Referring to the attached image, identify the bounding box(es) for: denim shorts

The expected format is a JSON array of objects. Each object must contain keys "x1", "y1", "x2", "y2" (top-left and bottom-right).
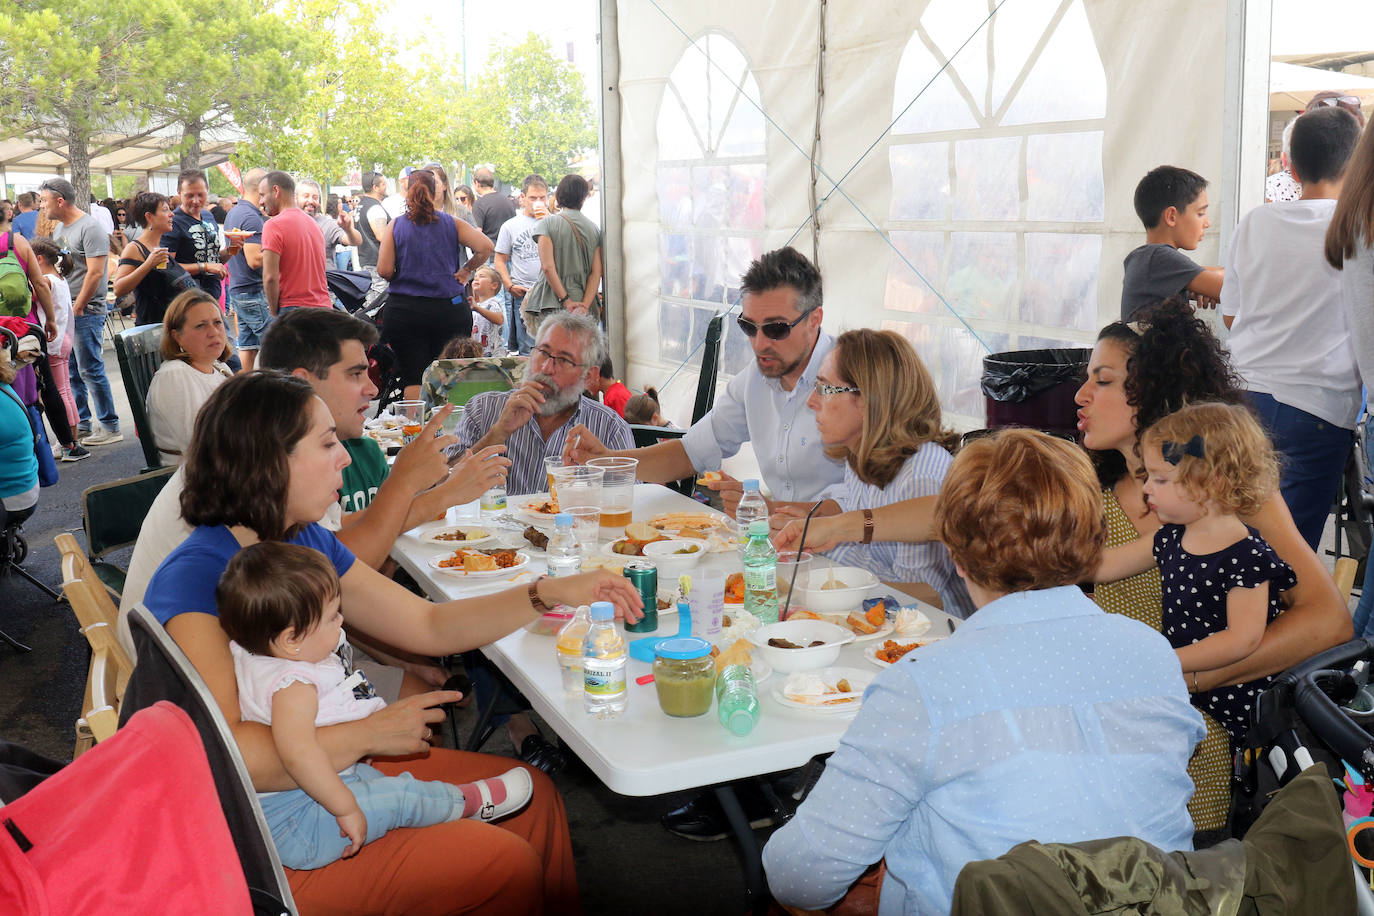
[{"x1": 228, "y1": 291, "x2": 272, "y2": 350}]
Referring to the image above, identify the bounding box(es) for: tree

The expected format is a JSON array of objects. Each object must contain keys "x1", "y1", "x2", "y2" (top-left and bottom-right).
[
  {"x1": 0, "y1": 0, "x2": 180, "y2": 206},
  {"x1": 452, "y1": 33, "x2": 597, "y2": 183}
]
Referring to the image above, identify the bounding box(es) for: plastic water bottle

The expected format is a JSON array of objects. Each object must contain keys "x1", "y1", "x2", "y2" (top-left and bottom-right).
[
  {"x1": 555, "y1": 604, "x2": 592, "y2": 696},
  {"x1": 546, "y1": 512, "x2": 581, "y2": 578},
  {"x1": 735, "y1": 479, "x2": 768, "y2": 546},
  {"x1": 583, "y1": 601, "x2": 627, "y2": 718},
  {"x1": 716, "y1": 664, "x2": 759, "y2": 735},
  {"x1": 742, "y1": 519, "x2": 779, "y2": 624}
]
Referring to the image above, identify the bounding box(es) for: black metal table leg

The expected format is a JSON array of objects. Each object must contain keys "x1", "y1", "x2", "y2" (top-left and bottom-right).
[{"x1": 715, "y1": 784, "x2": 770, "y2": 915}]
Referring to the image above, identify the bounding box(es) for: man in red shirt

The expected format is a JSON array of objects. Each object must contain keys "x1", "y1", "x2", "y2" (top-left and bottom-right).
[{"x1": 260, "y1": 170, "x2": 331, "y2": 314}]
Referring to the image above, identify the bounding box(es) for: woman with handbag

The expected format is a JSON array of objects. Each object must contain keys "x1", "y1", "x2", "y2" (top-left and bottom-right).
[
  {"x1": 522, "y1": 175, "x2": 603, "y2": 337},
  {"x1": 377, "y1": 169, "x2": 493, "y2": 401},
  {"x1": 112, "y1": 191, "x2": 198, "y2": 327}
]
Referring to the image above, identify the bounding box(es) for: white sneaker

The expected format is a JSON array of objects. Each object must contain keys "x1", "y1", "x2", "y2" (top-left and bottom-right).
[
  {"x1": 79, "y1": 427, "x2": 123, "y2": 446},
  {"x1": 51, "y1": 443, "x2": 63, "y2": 459}
]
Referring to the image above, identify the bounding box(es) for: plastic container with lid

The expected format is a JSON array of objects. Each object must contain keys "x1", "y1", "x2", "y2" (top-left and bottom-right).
[{"x1": 652, "y1": 636, "x2": 716, "y2": 718}]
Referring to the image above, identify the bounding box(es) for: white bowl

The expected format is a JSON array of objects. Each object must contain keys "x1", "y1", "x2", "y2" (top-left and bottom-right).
[
  {"x1": 640, "y1": 538, "x2": 707, "y2": 580},
  {"x1": 800, "y1": 566, "x2": 880, "y2": 615},
  {"x1": 747, "y1": 620, "x2": 855, "y2": 674}
]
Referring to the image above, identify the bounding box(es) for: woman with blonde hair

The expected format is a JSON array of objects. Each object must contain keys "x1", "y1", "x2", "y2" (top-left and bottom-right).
[
  {"x1": 801, "y1": 328, "x2": 972, "y2": 615},
  {"x1": 145, "y1": 288, "x2": 234, "y2": 465}
]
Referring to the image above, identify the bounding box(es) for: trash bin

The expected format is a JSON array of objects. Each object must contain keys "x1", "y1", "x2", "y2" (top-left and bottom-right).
[{"x1": 981, "y1": 348, "x2": 1091, "y2": 437}]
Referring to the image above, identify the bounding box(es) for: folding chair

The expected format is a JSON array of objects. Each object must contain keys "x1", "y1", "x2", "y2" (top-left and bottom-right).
[
  {"x1": 629, "y1": 423, "x2": 694, "y2": 496},
  {"x1": 80, "y1": 466, "x2": 175, "y2": 599},
  {"x1": 420, "y1": 356, "x2": 527, "y2": 413},
  {"x1": 691, "y1": 312, "x2": 724, "y2": 425},
  {"x1": 55, "y1": 532, "x2": 136, "y2": 756},
  {"x1": 112, "y1": 324, "x2": 165, "y2": 472},
  {"x1": 120, "y1": 605, "x2": 297, "y2": 915}
]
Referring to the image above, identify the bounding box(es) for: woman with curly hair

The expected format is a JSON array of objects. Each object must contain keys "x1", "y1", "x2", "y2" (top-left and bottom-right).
[
  {"x1": 802, "y1": 328, "x2": 972, "y2": 616},
  {"x1": 377, "y1": 168, "x2": 493, "y2": 400}
]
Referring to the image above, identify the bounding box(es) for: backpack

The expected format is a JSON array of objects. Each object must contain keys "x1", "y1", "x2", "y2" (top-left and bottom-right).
[{"x1": 0, "y1": 232, "x2": 32, "y2": 318}]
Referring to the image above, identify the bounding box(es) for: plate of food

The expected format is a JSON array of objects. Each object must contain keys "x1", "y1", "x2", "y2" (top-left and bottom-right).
[
  {"x1": 648, "y1": 512, "x2": 730, "y2": 540},
  {"x1": 418, "y1": 525, "x2": 496, "y2": 547},
  {"x1": 711, "y1": 635, "x2": 772, "y2": 685},
  {"x1": 515, "y1": 493, "x2": 561, "y2": 522},
  {"x1": 427, "y1": 547, "x2": 531, "y2": 578},
  {"x1": 724, "y1": 571, "x2": 745, "y2": 605},
  {"x1": 787, "y1": 607, "x2": 894, "y2": 642},
  {"x1": 601, "y1": 522, "x2": 668, "y2": 557},
  {"x1": 863, "y1": 637, "x2": 946, "y2": 667},
  {"x1": 773, "y1": 667, "x2": 873, "y2": 714}
]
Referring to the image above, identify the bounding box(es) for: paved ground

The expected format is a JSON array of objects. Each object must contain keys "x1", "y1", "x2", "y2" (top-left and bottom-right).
[{"x1": 0, "y1": 336, "x2": 766, "y2": 915}]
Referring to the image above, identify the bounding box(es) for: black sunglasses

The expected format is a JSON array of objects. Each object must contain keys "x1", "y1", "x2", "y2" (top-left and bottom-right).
[{"x1": 736, "y1": 305, "x2": 817, "y2": 340}]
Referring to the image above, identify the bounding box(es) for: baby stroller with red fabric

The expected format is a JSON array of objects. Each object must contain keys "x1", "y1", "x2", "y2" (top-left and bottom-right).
[{"x1": 1231, "y1": 636, "x2": 1374, "y2": 911}]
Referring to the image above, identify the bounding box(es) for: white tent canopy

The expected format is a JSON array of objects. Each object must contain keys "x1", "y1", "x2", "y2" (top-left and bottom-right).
[
  {"x1": 1269, "y1": 60, "x2": 1374, "y2": 110},
  {"x1": 604, "y1": 0, "x2": 1235, "y2": 434}
]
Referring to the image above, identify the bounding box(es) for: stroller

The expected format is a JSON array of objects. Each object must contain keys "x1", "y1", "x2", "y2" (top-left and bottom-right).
[
  {"x1": 327, "y1": 268, "x2": 404, "y2": 415},
  {"x1": 1232, "y1": 637, "x2": 1374, "y2": 911}
]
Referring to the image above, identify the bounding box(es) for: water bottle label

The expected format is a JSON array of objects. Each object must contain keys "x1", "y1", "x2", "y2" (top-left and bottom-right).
[
  {"x1": 743, "y1": 566, "x2": 776, "y2": 592},
  {"x1": 584, "y1": 661, "x2": 625, "y2": 697}
]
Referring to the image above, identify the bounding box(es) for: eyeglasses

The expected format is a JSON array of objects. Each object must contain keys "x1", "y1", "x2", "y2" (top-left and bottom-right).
[
  {"x1": 531, "y1": 345, "x2": 584, "y2": 371},
  {"x1": 736, "y1": 305, "x2": 817, "y2": 341},
  {"x1": 813, "y1": 381, "x2": 861, "y2": 397},
  {"x1": 1312, "y1": 95, "x2": 1362, "y2": 109}
]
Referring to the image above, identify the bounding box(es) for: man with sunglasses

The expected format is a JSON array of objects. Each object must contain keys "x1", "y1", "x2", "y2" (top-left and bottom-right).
[
  {"x1": 565, "y1": 246, "x2": 845, "y2": 518},
  {"x1": 461, "y1": 310, "x2": 632, "y2": 495}
]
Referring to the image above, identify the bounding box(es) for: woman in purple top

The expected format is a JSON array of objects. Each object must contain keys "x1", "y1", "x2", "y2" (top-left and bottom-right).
[{"x1": 377, "y1": 169, "x2": 493, "y2": 400}]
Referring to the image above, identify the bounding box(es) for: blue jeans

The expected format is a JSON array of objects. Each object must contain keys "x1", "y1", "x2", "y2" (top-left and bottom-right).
[
  {"x1": 1245, "y1": 391, "x2": 1354, "y2": 551},
  {"x1": 511, "y1": 292, "x2": 535, "y2": 355},
  {"x1": 68, "y1": 311, "x2": 118, "y2": 432},
  {"x1": 228, "y1": 291, "x2": 272, "y2": 350},
  {"x1": 257, "y1": 762, "x2": 460, "y2": 870},
  {"x1": 334, "y1": 249, "x2": 353, "y2": 271}
]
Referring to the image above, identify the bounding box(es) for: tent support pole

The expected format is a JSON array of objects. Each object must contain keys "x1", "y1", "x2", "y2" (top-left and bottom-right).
[
  {"x1": 1220, "y1": 0, "x2": 1273, "y2": 270},
  {"x1": 599, "y1": 0, "x2": 626, "y2": 376}
]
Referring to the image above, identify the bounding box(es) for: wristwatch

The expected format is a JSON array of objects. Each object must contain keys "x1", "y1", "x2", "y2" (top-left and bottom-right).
[
  {"x1": 527, "y1": 576, "x2": 553, "y2": 614},
  {"x1": 558, "y1": 294, "x2": 570, "y2": 306},
  {"x1": 861, "y1": 509, "x2": 875, "y2": 545}
]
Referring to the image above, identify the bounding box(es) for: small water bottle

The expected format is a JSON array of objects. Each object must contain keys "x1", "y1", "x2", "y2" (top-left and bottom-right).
[
  {"x1": 479, "y1": 485, "x2": 507, "y2": 514},
  {"x1": 716, "y1": 664, "x2": 759, "y2": 735},
  {"x1": 742, "y1": 519, "x2": 779, "y2": 624},
  {"x1": 735, "y1": 479, "x2": 768, "y2": 546},
  {"x1": 555, "y1": 604, "x2": 592, "y2": 696},
  {"x1": 546, "y1": 513, "x2": 581, "y2": 578},
  {"x1": 583, "y1": 601, "x2": 627, "y2": 718}
]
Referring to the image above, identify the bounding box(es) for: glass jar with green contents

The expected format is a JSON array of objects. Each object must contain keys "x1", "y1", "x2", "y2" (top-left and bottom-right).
[{"x1": 652, "y1": 636, "x2": 716, "y2": 717}]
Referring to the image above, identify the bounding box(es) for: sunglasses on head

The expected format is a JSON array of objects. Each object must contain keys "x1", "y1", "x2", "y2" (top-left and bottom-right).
[{"x1": 735, "y1": 305, "x2": 817, "y2": 340}]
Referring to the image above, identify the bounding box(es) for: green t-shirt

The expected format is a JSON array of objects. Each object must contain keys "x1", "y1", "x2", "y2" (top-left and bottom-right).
[{"x1": 339, "y1": 437, "x2": 389, "y2": 515}]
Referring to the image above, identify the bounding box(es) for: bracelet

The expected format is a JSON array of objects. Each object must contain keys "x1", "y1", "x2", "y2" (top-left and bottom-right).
[
  {"x1": 861, "y1": 509, "x2": 875, "y2": 545},
  {"x1": 1191, "y1": 671, "x2": 1198, "y2": 692},
  {"x1": 527, "y1": 576, "x2": 553, "y2": 615}
]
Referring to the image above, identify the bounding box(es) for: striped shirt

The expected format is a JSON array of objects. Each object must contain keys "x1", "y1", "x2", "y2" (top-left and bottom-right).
[
  {"x1": 460, "y1": 391, "x2": 633, "y2": 495},
  {"x1": 826, "y1": 442, "x2": 974, "y2": 618}
]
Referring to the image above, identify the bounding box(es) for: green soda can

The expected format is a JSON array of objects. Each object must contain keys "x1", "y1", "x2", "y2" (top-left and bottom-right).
[{"x1": 623, "y1": 560, "x2": 658, "y2": 633}]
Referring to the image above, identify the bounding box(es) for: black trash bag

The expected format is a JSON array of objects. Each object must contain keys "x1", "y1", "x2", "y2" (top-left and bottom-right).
[{"x1": 981, "y1": 348, "x2": 1091, "y2": 403}]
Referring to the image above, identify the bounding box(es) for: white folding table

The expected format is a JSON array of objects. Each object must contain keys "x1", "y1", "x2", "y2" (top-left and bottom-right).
[{"x1": 390, "y1": 483, "x2": 954, "y2": 910}]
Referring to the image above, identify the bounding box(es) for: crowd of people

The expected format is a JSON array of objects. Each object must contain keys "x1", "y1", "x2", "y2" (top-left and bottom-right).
[{"x1": 3, "y1": 94, "x2": 1374, "y2": 915}]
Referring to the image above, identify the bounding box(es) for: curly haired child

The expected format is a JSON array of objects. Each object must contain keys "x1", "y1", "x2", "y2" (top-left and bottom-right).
[{"x1": 1095, "y1": 402, "x2": 1297, "y2": 744}]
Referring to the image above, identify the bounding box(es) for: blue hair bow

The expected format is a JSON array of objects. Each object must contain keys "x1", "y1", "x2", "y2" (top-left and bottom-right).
[{"x1": 1161, "y1": 435, "x2": 1205, "y2": 465}]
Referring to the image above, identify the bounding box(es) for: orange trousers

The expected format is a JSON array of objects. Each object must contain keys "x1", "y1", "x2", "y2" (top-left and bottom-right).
[{"x1": 285, "y1": 749, "x2": 579, "y2": 916}]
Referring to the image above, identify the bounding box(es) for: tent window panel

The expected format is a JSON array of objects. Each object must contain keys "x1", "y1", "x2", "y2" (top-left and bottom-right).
[
  {"x1": 658, "y1": 300, "x2": 696, "y2": 364},
  {"x1": 885, "y1": 231, "x2": 949, "y2": 316},
  {"x1": 1026, "y1": 132, "x2": 1104, "y2": 222},
  {"x1": 921, "y1": 0, "x2": 992, "y2": 116},
  {"x1": 889, "y1": 144, "x2": 950, "y2": 221},
  {"x1": 658, "y1": 168, "x2": 693, "y2": 226},
  {"x1": 659, "y1": 233, "x2": 696, "y2": 299},
  {"x1": 657, "y1": 91, "x2": 706, "y2": 160},
  {"x1": 1021, "y1": 232, "x2": 1101, "y2": 331},
  {"x1": 939, "y1": 325, "x2": 1011, "y2": 419},
  {"x1": 1000, "y1": 1, "x2": 1106, "y2": 126},
  {"x1": 725, "y1": 165, "x2": 766, "y2": 229},
  {"x1": 954, "y1": 137, "x2": 1020, "y2": 220},
  {"x1": 892, "y1": 41, "x2": 981, "y2": 134},
  {"x1": 987, "y1": 0, "x2": 1065, "y2": 116},
  {"x1": 948, "y1": 232, "x2": 1017, "y2": 322}
]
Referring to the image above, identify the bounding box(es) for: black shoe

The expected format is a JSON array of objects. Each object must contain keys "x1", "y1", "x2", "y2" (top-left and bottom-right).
[
  {"x1": 661, "y1": 783, "x2": 779, "y2": 842},
  {"x1": 519, "y1": 733, "x2": 567, "y2": 775}
]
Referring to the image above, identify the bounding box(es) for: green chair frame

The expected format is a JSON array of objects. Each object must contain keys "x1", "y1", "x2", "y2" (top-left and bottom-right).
[
  {"x1": 420, "y1": 356, "x2": 527, "y2": 413},
  {"x1": 81, "y1": 466, "x2": 175, "y2": 599},
  {"x1": 113, "y1": 325, "x2": 165, "y2": 472}
]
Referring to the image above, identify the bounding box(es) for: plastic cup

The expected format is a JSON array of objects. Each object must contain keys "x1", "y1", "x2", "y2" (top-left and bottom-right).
[
  {"x1": 544, "y1": 455, "x2": 564, "y2": 498},
  {"x1": 776, "y1": 551, "x2": 815, "y2": 605},
  {"x1": 587, "y1": 457, "x2": 638, "y2": 529},
  {"x1": 395, "y1": 400, "x2": 425, "y2": 444},
  {"x1": 550, "y1": 464, "x2": 603, "y2": 511},
  {"x1": 564, "y1": 505, "x2": 601, "y2": 556}
]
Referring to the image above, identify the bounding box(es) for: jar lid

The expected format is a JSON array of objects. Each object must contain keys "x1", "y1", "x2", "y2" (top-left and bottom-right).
[{"x1": 655, "y1": 636, "x2": 713, "y2": 660}]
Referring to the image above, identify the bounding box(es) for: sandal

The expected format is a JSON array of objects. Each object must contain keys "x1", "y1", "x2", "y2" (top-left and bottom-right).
[{"x1": 519, "y1": 733, "x2": 567, "y2": 775}]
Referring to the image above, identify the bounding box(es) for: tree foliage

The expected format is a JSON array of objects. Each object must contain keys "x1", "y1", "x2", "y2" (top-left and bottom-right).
[{"x1": 452, "y1": 33, "x2": 597, "y2": 183}]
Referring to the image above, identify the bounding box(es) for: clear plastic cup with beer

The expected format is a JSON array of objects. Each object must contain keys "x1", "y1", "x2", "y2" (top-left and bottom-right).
[{"x1": 586, "y1": 457, "x2": 638, "y2": 529}]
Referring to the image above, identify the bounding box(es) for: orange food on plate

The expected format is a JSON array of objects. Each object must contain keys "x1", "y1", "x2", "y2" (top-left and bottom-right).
[
  {"x1": 724, "y1": 571, "x2": 746, "y2": 604},
  {"x1": 438, "y1": 548, "x2": 519, "y2": 571},
  {"x1": 875, "y1": 639, "x2": 922, "y2": 664},
  {"x1": 846, "y1": 605, "x2": 887, "y2": 635},
  {"x1": 696, "y1": 470, "x2": 723, "y2": 485}
]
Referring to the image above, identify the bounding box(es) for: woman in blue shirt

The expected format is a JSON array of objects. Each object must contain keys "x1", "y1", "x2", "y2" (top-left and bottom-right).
[{"x1": 142, "y1": 370, "x2": 639, "y2": 913}]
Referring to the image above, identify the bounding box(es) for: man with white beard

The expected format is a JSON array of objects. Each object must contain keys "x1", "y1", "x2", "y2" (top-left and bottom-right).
[{"x1": 459, "y1": 310, "x2": 632, "y2": 494}]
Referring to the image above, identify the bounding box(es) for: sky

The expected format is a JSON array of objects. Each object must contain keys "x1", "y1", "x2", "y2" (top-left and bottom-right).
[{"x1": 1270, "y1": 0, "x2": 1374, "y2": 57}]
